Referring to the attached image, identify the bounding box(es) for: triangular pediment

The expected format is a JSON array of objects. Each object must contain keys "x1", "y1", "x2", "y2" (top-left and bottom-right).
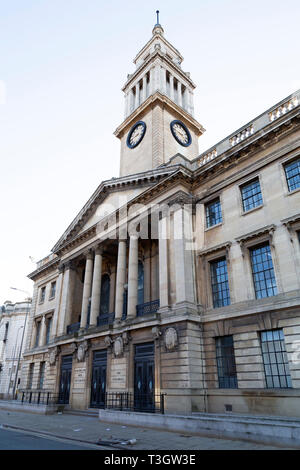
[{"x1": 51, "y1": 166, "x2": 179, "y2": 254}]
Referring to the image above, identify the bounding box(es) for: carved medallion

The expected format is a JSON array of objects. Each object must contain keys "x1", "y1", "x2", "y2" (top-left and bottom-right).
[{"x1": 164, "y1": 327, "x2": 178, "y2": 351}]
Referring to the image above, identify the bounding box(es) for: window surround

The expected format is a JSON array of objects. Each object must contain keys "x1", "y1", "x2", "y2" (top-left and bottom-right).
[
  {"x1": 39, "y1": 286, "x2": 46, "y2": 304},
  {"x1": 198, "y1": 242, "x2": 233, "y2": 309},
  {"x1": 281, "y1": 213, "x2": 300, "y2": 284},
  {"x1": 279, "y1": 153, "x2": 300, "y2": 197},
  {"x1": 49, "y1": 281, "x2": 56, "y2": 300},
  {"x1": 237, "y1": 174, "x2": 264, "y2": 216},
  {"x1": 235, "y1": 224, "x2": 282, "y2": 299}
]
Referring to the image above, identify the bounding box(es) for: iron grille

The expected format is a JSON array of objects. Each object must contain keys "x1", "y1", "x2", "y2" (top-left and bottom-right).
[{"x1": 136, "y1": 300, "x2": 160, "y2": 317}]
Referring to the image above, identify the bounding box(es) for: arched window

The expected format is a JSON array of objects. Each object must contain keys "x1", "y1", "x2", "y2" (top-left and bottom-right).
[
  {"x1": 137, "y1": 261, "x2": 144, "y2": 306},
  {"x1": 100, "y1": 274, "x2": 110, "y2": 315}
]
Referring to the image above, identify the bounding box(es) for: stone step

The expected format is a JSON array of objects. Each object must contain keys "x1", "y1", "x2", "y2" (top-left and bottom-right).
[{"x1": 64, "y1": 408, "x2": 99, "y2": 418}]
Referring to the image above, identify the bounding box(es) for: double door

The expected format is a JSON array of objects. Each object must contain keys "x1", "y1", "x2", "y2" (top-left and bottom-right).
[
  {"x1": 58, "y1": 355, "x2": 73, "y2": 404},
  {"x1": 134, "y1": 343, "x2": 155, "y2": 411},
  {"x1": 90, "y1": 350, "x2": 107, "y2": 408}
]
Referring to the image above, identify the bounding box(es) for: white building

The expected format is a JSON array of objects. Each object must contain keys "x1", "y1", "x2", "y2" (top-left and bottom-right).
[{"x1": 0, "y1": 300, "x2": 31, "y2": 398}]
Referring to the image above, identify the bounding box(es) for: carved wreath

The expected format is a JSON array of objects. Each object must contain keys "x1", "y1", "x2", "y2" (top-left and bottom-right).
[{"x1": 164, "y1": 327, "x2": 178, "y2": 352}]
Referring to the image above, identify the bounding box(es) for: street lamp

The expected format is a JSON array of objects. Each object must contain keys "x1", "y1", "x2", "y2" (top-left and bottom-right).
[{"x1": 10, "y1": 287, "x2": 31, "y2": 400}]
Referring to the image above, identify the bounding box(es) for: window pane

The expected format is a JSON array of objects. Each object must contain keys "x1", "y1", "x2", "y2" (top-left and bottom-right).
[
  {"x1": 215, "y1": 336, "x2": 237, "y2": 389},
  {"x1": 250, "y1": 244, "x2": 277, "y2": 298},
  {"x1": 210, "y1": 258, "x2": 230, "y2": 308},
  {"x1": 284, "y1": 158, "x2": 300, "y2": 192},
  {"x1": 241, "y1": 178, "x2": 263, "y2": 211},
  {"x1": 261, "y1": 329, "x2": 292, "y2": 389},
  {"x1": 205, "y1": 198, "x2": 222, "y2": 227}
]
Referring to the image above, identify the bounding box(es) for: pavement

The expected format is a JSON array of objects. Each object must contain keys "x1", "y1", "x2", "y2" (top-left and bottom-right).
[{"x1": 0, "y1": 408, "x2": 292, "y2": 450}]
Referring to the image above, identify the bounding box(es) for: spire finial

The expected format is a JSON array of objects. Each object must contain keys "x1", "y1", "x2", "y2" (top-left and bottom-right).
[{"x1": 156, "y1": 10, "x2": 160, "y2": 25}]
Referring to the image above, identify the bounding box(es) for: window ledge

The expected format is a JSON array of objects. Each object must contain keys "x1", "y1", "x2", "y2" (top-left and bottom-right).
[
  {"x1": 205, "y1": 222, "x2": 223, "y2": 232},
  {"x1": 241, "y1": 204, "x2": 264, "y2": 216},
  {"x1": 285, "y1": 186, "x2": 300, "y2": 197}
]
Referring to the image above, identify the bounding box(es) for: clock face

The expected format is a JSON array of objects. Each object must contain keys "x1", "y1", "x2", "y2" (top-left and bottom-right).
[
  {"x1": 170, "y1": 120, "x2": 192, "y2": 147},
  {"x1": 127, "y1": 121, "x2": 146, "y2": 149}
]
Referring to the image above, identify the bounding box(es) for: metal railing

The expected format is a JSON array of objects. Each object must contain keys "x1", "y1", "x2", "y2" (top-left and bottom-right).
[
  {"x1": 66, "y1": 322, "x2": 80, "y2": 334},
  {"x1": 19, "y1": 390, "x2": 59, "y2": 405},
  {"x1": 136, "y1": 299, "x2": 160, "y2": 317},
  {"x1": 103, "y1": 392, "x2": 165, "y2": 414},
  {"x1": 97, "y1": 312, "x2": 115, "y2": 327}
]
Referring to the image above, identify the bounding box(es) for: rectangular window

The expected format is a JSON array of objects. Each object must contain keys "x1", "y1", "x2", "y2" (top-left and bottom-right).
[
  {"x1": 39, "y1": 362, "x2": 45, "y2": 389},
  {"x1": 49, "y1": 281, "x2": 56, "y2": 299},
  {"x1": 284, "y1": 157, "x2": 300, "y2": 192},
  {"x1": 35, "y1": 321, "x2": 41, "y2": 348},
  {"x1": 28, "y1": 363, "x2": 34, "y2": 389},
  {"x1": 205, "y1": 198, "x2": 222, "y2": 228},
  {"x1": 250, "y1": 243, "x2": 277, "y2": 299},
  {"x1": 215, "y1": 335, "x2": 237, "y2": 388},
  {"x1": 261, "y1": 329, "x2": 292, "y2": 388},
  {"x1": 240, "y1": 178, "x2": 263, "y2": 212},
  {"x1": 210, "y1": 258, "x2": 231, "y2": 308},
  {"x1": 45, "y1": 317, "x2": 52, "y2": 345},
  {"x1": 3, "y1": 322, "x2": 9, "y2": 342},
  {"x1": 40, "y1": 287, "x2": 46, "y2": 303}
]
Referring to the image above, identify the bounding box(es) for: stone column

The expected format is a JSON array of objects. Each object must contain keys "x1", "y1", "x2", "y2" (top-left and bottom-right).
[
  {"x1": 90, "y1": 247, "x2": 103, "y2": 326},
  {"x1": 115, "y1": 240, "x2": 127, "y2": 321},
  {"x1": 135, "y1": 82, "x2": 140, "y2": 109},
  {"x1": 30, "y1": 322, "x2": 37, "y2": 349},
  {"x1": 169, "y1": 75, "x2": 174, "y2": 101},
  {"x1": 142, "y1": 75, "x2": 147, "y2": 102},
  {"x1": 40, "y1": 315, "x2": 47, "y2": 347},
  {"x1": 57, "y1": 264, "x2": 72, "y2": 336},
  {"x1": 51, "y1": 269, "x2": 63, "y2": 339},
  {"x1": 188, "y1": 90, "x2": 194, "y2": 115},
  {"x1": 127, "y1": 235, "x2": 139, "y2": 319},
  {"x1": 80, "y1": 252, "x2": 94, "y2": 329},
  {"x1": 64, "y1": 262, "x2": 76, "y2": 332},
  {"x1": 161, "y1": 67, "x2": 167, "y2": 95},
  {"x1": 109, "y1": 269, "x2": 116, "y2": 314},
  {"x1": 144, "y1": 245, "x2": 151, "y2": 303},
  {"x1": 151, "y1": 241, "x2": 159, "y2": 301},
  {"x1": 173, "y1": 206, "x2": 196, "y2": 305},
  {"x1": 158, "y1": 216, "x2": 169, "y2": 308},
  {"x1": 150, "y1": 67, "x2": 155, "y2": 95},
  {"x1": 178, "y1": 82, "x2": 182, "y2": 107}
]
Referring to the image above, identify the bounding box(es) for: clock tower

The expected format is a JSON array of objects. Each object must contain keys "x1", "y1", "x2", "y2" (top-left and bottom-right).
[{"x1": 114, "y1": 14, "x2": 205, "y2": 177}]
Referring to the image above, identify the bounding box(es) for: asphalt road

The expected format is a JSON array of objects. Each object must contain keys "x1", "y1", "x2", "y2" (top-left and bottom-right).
[{"x1": 0, "y1": 427, "x2": 98, "y2": 450}]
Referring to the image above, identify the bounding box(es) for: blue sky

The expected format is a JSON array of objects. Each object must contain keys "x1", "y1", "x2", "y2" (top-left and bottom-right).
[{"x1": 1, "y1": 0, "x2": 299, "y2": 303}]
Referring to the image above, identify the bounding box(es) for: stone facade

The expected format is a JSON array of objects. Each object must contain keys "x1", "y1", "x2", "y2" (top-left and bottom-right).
[{"x1": 21, "y1": 19, "x2": 300, "y2": 417}]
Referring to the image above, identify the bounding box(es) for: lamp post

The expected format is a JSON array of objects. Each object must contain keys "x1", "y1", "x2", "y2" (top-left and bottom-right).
[{"x1": 10, "y1": 288, "x2": 31, "y2": 400}]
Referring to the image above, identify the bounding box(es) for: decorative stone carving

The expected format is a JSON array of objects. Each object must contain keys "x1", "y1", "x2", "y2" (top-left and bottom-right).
[
  {"x1": 113, "y1": 336, "x2": 124, "y2": 358},
  {"x1": 152, "y1": 326, "x2": 162, "y2": 340},
  {"x1": 122, "y1": 331, "x2": 131, "y2": 345},
  {"x1": 77, "y1": 340, "x2": 89, "y2": 362},
  {"x1": 104, "y1": 335, "x2": 113, "y2": 348},
  {"x1": 49, "y1": 346, "x2": 59, "y2": 366},
  {"x1": 164, "y1": 327, "x2": 178, "y2": 351}
]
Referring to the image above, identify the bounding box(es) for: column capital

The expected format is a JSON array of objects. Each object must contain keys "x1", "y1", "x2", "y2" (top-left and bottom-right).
[
  {"x1": 94, "y1": 246, "x2": 104, "y2": 256},
  {"x1": 85, "y1": 250, "x2": 94, "y2": 261}
]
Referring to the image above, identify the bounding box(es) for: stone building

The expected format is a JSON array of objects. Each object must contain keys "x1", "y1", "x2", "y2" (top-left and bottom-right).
[
  {"x1": 0, "y1": 300, "x2": 31, "y2": 398},
  {"x1": 21, "y1": 18, "x2": 300, "y2": 417}
]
